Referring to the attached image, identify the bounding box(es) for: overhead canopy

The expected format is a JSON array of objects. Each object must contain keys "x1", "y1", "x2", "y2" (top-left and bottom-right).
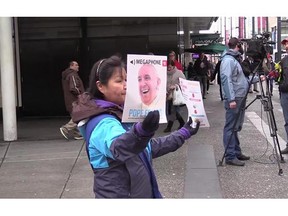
[
  {"x1": 185, "y1": 43, "x2": 227, "y2": 54},
  {"x1": 190, "y1": 33, "x2": 222, "y2": 45}
]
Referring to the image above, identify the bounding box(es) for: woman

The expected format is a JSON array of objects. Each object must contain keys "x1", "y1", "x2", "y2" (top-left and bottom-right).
[
  {"x1": 164, "y1": 59, "x2": 187, "y2": 133},
  {"x1": 71, "y1": 55, "x2": 200, "y2": 198}
]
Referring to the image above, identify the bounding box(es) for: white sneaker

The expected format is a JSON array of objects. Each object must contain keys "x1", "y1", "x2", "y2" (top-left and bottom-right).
[
  {"x1": 60, "y1": 127, "x2": 69, "y2": 140},
  {"x1": 74, "y1": 136, "x2": 83, "y2": 140}
]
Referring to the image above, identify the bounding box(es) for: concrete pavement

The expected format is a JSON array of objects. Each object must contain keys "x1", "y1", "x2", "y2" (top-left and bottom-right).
[
  {"x1": 1, "y1": 80, "x2": 288, "y2": 199},
  {"x1": 0, "y1": 108, "x2": 221, "y2": 199}
]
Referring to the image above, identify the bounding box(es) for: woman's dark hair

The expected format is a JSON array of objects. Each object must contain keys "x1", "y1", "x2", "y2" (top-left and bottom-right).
[
  {"x1": 88, "y1": 55, "x2": 126, "y2": 99},
  {"x1": 167, "y1": 59, "x2": 175, "y2": 67}
]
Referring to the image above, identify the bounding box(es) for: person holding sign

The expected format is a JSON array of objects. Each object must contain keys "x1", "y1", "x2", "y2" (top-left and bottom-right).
[{"x1": 71, "y1": 55, "x2": 200, "y2": 198}]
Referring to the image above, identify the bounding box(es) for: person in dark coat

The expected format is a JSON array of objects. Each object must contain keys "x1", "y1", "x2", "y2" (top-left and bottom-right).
[
  {"x1": 60, "y1": 61, "x2": 85, "y2": 140},
  {"x1": 210, "y1": 59, "x2": 223, "y2": 101},
  {"x1": 278, "y1": 38, "x2": 288, "y2": 154},
  {"x1": 187, "y1": 62, "x2": 197, "y2": 80},
  {"x1": 193, "y1": 53, "x2": 210, "y2": 99},
  {"x1": 71, "y1": 55, "x2": 200, "y2": 198}
]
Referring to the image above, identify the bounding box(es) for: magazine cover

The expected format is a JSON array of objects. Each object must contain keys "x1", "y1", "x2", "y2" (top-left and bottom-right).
[
  {"x1": 179, "y1": 78, "x2": 210, "y2": 127},
  {"x1": 122, "y1": 54, "x2": 167, "y2": 123}
]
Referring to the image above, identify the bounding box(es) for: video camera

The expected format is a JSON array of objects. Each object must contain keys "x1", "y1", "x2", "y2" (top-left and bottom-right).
[{"x1": 241, "y1": 32, "x2": 275, "y2": 61}]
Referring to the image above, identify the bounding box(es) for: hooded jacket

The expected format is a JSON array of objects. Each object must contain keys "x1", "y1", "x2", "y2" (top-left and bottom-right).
[
  {"x1": 71, "y1": 93, "x2": 187, "y2": 198},
  {"x1": 62, "y1": 68, "x2": 84, "y2": 113},
  {"x1": 220, "y1": 49, "x2": 249, "y2": 102}
]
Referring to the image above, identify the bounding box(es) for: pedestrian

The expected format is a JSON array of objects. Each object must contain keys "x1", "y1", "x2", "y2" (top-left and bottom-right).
[
  {"x1": 266, "y1": 55, "x2": 276, "y2": 96},
  {"x1": 164, "y1": 59, "x2": 187, "y2": 133},
  {"x1": 193, "y1": 53, "x2": 210, "y2": 99},
  {"x1": 278, "y1": 38, "x2": 288, "y2": 154},
  {"x1": 71, "y1": 55, "x2": 200, "y2": 198},
  {"x1": 247, "y1": 56, "x2": 259, "y2": 93},
  {"x1": 60, "y1": 61, "x2": 85, "y2": 140},
  {"x1": 206, "y1": 60, "x2": 213, "y2": 94},
  {"x1": 220, "y1": 38, "x2": 251, "y2": 166},
  {"x1": 168, "y1": 50, "x2": 183, "y2": 71},
  {"x1": 210, "y1": 59, "x2": 223, "y2": 101},
  {"x1": 187, "y1": 62, "x2": 197, "y2": 80}
]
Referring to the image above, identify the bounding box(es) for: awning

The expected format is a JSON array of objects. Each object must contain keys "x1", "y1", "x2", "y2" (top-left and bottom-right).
[
  {"x1": 190, "y1": 33, "x2": 222, "y2": 45},
  {"x1": 185, "y1": 43, "x2": 227, "y2": 54}
]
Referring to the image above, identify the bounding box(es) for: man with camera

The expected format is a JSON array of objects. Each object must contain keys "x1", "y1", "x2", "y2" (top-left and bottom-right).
[
  {"x1": 278, "y1": 38, "x2": 288, "y2": 154},
  {"x1": 220, "y1": 37, "x2": 251, "y2": 166}
]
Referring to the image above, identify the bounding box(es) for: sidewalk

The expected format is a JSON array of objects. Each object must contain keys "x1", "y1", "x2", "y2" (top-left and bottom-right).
[{"x1": 0, "y1": 114, "x2": 222, "y2": 198}]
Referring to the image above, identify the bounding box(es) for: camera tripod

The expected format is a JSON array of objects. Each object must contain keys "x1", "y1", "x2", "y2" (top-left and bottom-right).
[{"x1": 218, "y1": 61, "x2": 285, "y2": 175}]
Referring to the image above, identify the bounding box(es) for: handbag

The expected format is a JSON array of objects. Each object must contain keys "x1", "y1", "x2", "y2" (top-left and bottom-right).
[{"x1": 172, "y1": 84, "x2": 185, "y2": 106}]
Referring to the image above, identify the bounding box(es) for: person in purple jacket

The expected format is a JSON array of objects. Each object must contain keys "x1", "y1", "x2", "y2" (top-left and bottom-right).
[{"x1": 71, "y1": 55, "x2": 200, "y2": 198}]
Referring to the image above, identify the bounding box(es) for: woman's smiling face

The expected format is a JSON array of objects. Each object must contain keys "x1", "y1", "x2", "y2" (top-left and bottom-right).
[{"x1": 99, "y1": 67, "x2": 127, "y2": 106}]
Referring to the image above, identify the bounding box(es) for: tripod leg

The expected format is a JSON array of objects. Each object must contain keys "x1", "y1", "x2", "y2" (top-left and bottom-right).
[
  {"x1": 262, "y1": 92, "x2": 285, "y2": 175},
  {"x1": 266, "y1": 107, "x2": 285, "y2": 162},
  {"x1": 272, "y1": 136, "x2": 284, "y2": 176}
]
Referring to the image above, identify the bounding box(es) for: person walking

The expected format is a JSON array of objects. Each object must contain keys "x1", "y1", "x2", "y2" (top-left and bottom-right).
[
  {"x1": 220, "y1": 38, "x2": 251, "y2": 166},
  {"x1": 168, "y1": 50, "x2": 183, "y2": 72},
  {"x1": 278, "y1": 38, "x2": 288, "y2": 154},
  {"x1": 266, "y1": 55, "x2": 276, "y2": 96},
  {"x1": 60, "y1": 61, "x2": 85, "y2": 140},
  {"x1": 164, "y1": 59, "x2": 187, "y2": 133},
  {"x1": 210, "y1": 59, "x2": 223, "y2": 101},
  {"x1": 193, "y1": 53, "x2": 210, "y2": 99},
  {"x1": 187, "y1": 62, "x2": 197, "y2": 80},
  {"x1": 71, "y1": 55, "x2": 200, "y2": 198}
]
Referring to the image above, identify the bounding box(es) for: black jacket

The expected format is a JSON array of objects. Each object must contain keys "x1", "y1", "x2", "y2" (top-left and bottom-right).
[
  {"x1": 279, "y1": 56, "x2": 288, "y2": 93},
  {"x1": 193, "y1": 55, "x2": 210, "y2": 76}
]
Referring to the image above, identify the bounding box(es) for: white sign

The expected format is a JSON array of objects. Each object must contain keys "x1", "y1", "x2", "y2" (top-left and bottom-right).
[
  {"x1": 122, "y1": 54, "x2": 167, "y2": 123},
  {"x1": 179, "y1": 78, "x2": 210, "y2": 127}
]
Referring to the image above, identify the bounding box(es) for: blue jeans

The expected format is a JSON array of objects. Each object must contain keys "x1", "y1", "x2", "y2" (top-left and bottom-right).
[
  {"x1": 197, "y1": 75, "x2": 208, "y2": 97},
  {"x1": 266, "y1": 77, "x2": 274, "y2": 94},
  {"x1": 223, "y1": 98, "x2": 246, "y2": 160},
  {"x1": 280, "y1": 92, "x2": 288, "y2": 146}
]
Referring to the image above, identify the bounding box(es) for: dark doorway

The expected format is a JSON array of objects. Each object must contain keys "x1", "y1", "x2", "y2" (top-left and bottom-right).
[{"x1": 20, "y1": 39, "x2": 80, "y2": 116}]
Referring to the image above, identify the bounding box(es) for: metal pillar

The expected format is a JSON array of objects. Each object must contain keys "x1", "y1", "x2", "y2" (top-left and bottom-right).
[
  {"x1": 276, "y1": 17, "x2": 282, "y2": 62},
  {"x1": 266, "y1": 17, "x2": 269, "y2": 32},
  {"x1": 0, "y1": 17, "x2": 17, "y2": 141},
  {"x1": 230, "y1": 17, "x2": 233, "y2": 37},
  {"x1": 252, "y1": 17, "x2": 255, "y2": 36},
  {"x1": 224, "y1": 17, "x2": 227, "y2": 45},
  {"x1": 183, "y1": 19, "x2": 191, "y2": 71},
  {"x1": 244, "y1": 17, "x2": 246, "y2": 38}
]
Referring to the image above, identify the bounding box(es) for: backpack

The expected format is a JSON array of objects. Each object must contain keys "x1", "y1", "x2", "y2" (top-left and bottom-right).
[
  {"x1": 219, "y1": 54, "x2": 251, "y2": 78},
  {"x1": 210, "y1": 60, "x2": 221, "y2": 84}
]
